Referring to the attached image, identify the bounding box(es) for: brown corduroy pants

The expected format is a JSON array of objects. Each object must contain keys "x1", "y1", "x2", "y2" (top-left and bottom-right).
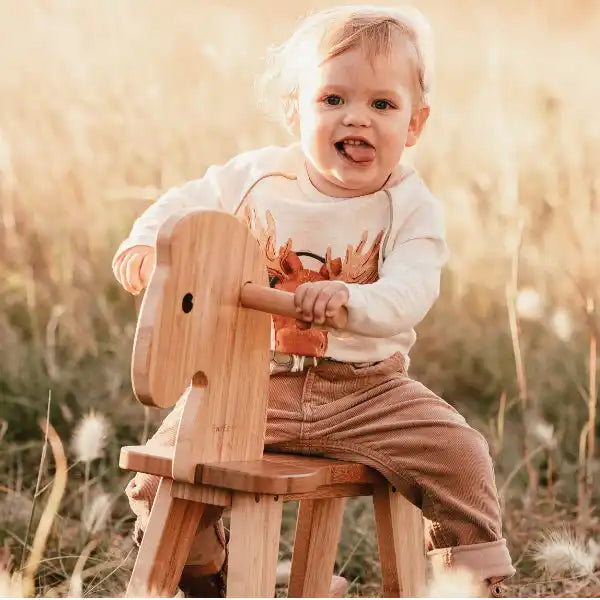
[{"x1": 125, "y1": 353, "x2": 515, "y2": 582}]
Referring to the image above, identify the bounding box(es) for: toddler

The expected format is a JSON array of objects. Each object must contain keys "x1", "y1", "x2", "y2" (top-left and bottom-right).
[{"x1": 113, "y1": 4, "x2": 514, "y2": 597}]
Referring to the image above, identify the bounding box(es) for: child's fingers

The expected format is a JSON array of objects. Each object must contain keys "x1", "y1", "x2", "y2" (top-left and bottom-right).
[
  {"x1": 115, "y1": 252, "x2": 134, "y2": 286},
  {"x1": 113, "y1": 246, "x2": 154, "y2": 293},
  {"x1": 118, "y1": 252, "x2": 142, "y2": 294},
  {"x1": 125, "y1": 253, "x2": 145, "y2": 293},
  {"x1": 118, "y1": 254, "x2": 134, "y2": 289},
  {"x1": 294, "y1": 284, "x2": 307, "y2": 312},
  {"x1": 326, "y1": 291, "x2": 349, "y2": 329},
  {"x1": 325, "y1": 290, "x2": 348, "y2": 316},
  {"x1": 312, "y1": 289, "x2": 332, "y2": 324},
  {"x1": 299, "y1": 284, "x2": 319, "y2": 321},
  {"x1": 294, "y1": 284, "x2": 314, "y2": 321},
  {"x1": 112, "y1": 253, "x2": 127, "y2": 282},
  {"x1": 120, "y1": 261, "x2": 137, "y2": 294}
]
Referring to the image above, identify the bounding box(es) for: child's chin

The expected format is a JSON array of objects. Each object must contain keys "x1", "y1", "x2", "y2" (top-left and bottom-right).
[{"x1": 335, "y1": 172, "x2": 377, "y2": 192}]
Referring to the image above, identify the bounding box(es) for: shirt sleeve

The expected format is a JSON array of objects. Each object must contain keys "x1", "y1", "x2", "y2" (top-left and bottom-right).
[
  {"x1": 112, "y1": 160, "x2": 242, "y2": 264},
  {"x1": 342, "y1": 196, "x2": 448, "y2": 338}
]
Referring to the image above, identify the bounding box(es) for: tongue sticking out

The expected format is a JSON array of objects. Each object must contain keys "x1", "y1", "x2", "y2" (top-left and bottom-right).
[{"x1": 342, "y1": 142, "x2": 376, "y2": 163}]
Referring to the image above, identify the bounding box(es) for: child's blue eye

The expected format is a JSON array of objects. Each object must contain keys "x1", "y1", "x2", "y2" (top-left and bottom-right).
[
  {"x1": 372, "y1": 99, "x2": 393, "y2": 110},
  {"x1": 324, "y1": 95, "x2": 343, "y2": 106}
]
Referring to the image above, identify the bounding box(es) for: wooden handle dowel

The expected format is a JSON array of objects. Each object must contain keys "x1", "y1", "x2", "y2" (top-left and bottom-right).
[
  {"x1": 241, "y1": 283, "x2": 297, "y2": 319},
  {"x1": 240, "y1": 283, "x2": 348, "y2": 330}
]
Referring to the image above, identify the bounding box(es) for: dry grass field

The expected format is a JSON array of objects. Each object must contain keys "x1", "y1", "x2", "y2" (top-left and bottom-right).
[{"x1": 1, "y1": 0, "x2": 600, "y2": 596}]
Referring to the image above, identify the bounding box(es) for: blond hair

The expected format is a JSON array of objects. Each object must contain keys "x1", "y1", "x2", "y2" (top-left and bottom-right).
[{"x1": 257, "y1": 5, "x2": 435, "y2": 126}]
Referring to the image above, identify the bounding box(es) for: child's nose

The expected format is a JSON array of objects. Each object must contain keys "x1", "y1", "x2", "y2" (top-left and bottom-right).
[{"x1": 342, "y1": 106, "x2": 371, "y2": 127}]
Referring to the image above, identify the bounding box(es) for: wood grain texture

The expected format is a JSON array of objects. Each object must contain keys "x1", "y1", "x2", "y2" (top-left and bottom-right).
[
  {"x1": 373, "y1": 484, "x2": 426, "y2": 598},
  {"x1": 119, "y1": 445, "x2": 173, "y2": 478},
  {"x1": 227, "y1": 492, "x2": 283, "y2": 597},
  {"x1": 120, "y1": 446, "x2": 377, "y2": 493},
  {"x1": 199, "y1": 458, "x2": 327, "y2": 493},
  {"x1": 284, "y1": 483, "x2": 374, "y2": 501},
  {"x1": 171, "y1": 481, "x2": 232, "y2": 507},
  {"x1": 288, "y1": 498, "x2": 346, "y2": 597},
  {"x1": 126, "y1": 478, "x2": 205, "y2": 597},
  {"x1": 201, "y1": 454, "x2": 378, "y2": 493}
]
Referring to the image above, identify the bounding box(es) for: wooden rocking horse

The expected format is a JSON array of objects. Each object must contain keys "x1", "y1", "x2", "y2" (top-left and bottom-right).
[{"x1": 119, "y1": 209, "x2": 427, "y2": 597}]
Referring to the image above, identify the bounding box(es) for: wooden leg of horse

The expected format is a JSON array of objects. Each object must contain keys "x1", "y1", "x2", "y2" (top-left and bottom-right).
[
  {"x1": 226, "y1": 492, "x2": 283, "y2": 598},
  {"x1": 126, "y1": 478, "x2": 205, "y2": 597},
  {"x1": 288, "y1": 498, "x2": 346, "y2": 598},
  {"x1": 373, "y1": 484, "x2": 426, "y2": 598}
]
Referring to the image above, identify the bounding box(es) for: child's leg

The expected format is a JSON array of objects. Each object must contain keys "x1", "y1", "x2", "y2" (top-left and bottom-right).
[{"x1": 265, "y1": 354, "x2": 515, "y2": 591}]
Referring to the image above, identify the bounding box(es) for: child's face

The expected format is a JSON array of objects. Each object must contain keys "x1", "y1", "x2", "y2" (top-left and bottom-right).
[{"x1": 294, "y1": 44, "x2": 429, "y2": 197}]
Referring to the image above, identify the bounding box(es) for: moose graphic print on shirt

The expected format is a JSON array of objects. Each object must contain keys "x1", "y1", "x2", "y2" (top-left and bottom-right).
[{"x1": 244, "y1": 207, "x2": 384, "y2": 357}]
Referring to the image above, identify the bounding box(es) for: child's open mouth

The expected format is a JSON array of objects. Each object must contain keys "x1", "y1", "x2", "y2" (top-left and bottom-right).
[{"x1": 334, "y1": 138, "x2": 375, "y2": 165}]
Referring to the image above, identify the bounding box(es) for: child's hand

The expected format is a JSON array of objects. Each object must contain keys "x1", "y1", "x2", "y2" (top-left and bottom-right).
[
  {"x1": 113, "y1": 245, "x2": 155, "y2": 295},
  {"x1": 294, "y1": 281, "x2": 349, "y2": 329}
]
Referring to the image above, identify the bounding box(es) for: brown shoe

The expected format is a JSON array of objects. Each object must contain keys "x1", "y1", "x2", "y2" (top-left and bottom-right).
[
  {"x1": 179, "y1": 525, "x2": 229, "y2": 598},
  {"x1": 179, "y1": 563, "x2": 227, "y2": 598}
]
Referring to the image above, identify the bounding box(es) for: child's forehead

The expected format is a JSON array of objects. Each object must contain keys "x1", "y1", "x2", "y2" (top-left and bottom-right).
[{"x1": 302, "y1": 45, "x2": 416, "y2": 94}]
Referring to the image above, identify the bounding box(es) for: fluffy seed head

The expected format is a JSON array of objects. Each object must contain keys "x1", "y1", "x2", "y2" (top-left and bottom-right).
[
  {"x1": 529, "y1": 419, "x2": 556, "y2": 449},
  {"x1": 551, "y1": 308, "x2": 573, "y2": 342},
  {"x1": 71, "y1": 412, "x2": 110, "y2": 463},
  {"x1": 82, "y1": 492, "x2": 113, "y2": 534},
  {"x1": 532, "y1": 530, "x2": 597, "y2": 577},
  {"x1": 0, "y1": 569, "x2": 25, "y2": 598},
  {"x1": 515, "y1": 287, "x2": 543, "y2": 321}
]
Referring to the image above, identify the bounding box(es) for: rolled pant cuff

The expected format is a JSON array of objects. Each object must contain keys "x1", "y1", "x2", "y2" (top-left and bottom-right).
[{"x1": 428, "y1": 539, "x2": 516, "y2": 581}]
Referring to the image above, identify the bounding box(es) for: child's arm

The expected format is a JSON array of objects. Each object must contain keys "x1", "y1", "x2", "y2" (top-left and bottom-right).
[
  {"x1": 113, "y1": 165, "x2": 232, "y2": 265},
  {"x1": 342, "y1": 198, "x2": 447, "y2": 338},
  {"x1": 111, "y1": 172, "x2": 229, "y2": 294},
  {"x1": 293, "y1": 197, "x2": 447, "y2": 338},
  {"x1": 112, "y1": 147, "x2": 275, "y2": 294}
]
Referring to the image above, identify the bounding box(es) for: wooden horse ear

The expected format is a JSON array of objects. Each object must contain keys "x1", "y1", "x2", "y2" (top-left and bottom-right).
[{"x1": 131, "y1": 209, "x2": 270, "y2": 411}]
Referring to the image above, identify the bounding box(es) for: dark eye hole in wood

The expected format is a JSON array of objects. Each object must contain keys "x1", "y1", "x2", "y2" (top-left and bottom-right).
[
  {"x1": 182, "y1": 293, "x2": 194, "y2": 313},
  {"x1": 192, "y1": 371, "x2": 208, "y2": 388}
]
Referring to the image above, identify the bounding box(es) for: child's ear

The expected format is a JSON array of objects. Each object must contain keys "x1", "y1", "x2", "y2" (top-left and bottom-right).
[
  {"x1": 405, "y1": 105, "x2": 430, "y2": 147},
  {"x1": 285, "y1": 97, "x2": 300, "y2": 136}
]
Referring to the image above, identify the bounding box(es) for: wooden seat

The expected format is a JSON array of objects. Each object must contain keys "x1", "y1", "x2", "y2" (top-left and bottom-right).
[
  {"x1": 120, "y1": 210, "x2": 427, "y2": 597},
  {"x1": 120, "y1": 446, "x2": 380, "y2": 495}
]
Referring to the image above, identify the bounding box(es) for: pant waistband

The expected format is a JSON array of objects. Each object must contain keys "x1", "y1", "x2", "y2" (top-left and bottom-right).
[{"x1": 270, "y1": 351, "x2": 379, "y2": 374}]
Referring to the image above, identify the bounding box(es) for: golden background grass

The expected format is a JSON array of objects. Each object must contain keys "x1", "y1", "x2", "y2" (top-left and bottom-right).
[{"x1": 1, "y1": 1, "x2": 600, "y2": 596}]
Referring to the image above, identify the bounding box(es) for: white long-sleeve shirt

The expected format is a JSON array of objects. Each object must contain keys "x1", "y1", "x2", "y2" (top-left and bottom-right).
[{"x1": 114, "y1": 143, "x2": 448, "y2": 363}]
